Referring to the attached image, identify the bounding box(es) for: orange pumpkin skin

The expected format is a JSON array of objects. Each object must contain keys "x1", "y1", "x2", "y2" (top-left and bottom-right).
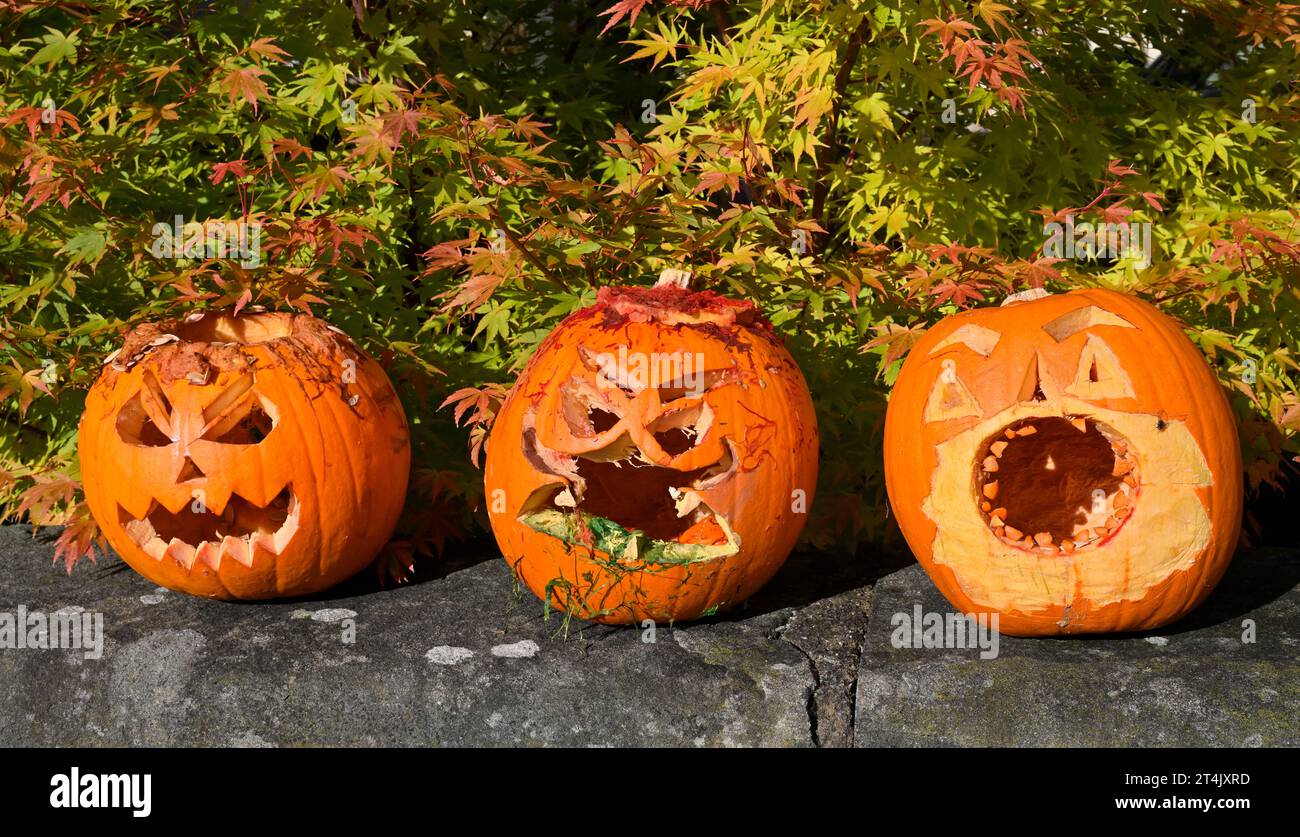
[
  {"x1": 78, "y1": 311, "x2": 410, "y2": 600},
  {"x1": 484, "y1": 286, "x2": 819, "y2": 625},
  {"x1": 884, "y1": 289, "x2": 1242, "y2": 636}
]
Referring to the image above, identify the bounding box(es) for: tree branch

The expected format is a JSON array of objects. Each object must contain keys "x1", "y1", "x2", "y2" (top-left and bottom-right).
[{"x1": 811, "y1": 15, "x2": 871, "y2": 244}]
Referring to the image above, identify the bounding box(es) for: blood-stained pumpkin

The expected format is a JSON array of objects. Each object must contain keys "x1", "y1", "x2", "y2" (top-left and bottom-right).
[
  {"x1": 484, "y1": 280, "x2": 819, "y2": 624},
  {"x1": 884, "y1": 288, "x2": 1242, "y2": 636},
  {"x1": 79, "y1": 310, "x2": 410, "y2": 600}
]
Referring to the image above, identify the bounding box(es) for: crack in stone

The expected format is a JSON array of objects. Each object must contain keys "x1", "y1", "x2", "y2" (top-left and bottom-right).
[{"x1": 770, "y1": 607, "x2": 822, "y2": 748}]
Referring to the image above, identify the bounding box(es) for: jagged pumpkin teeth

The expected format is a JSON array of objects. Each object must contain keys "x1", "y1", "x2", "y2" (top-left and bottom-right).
[
  {"x1": 992, "y1": 507, "x2": 1007, "y2": 519},
  {"x1": 990, "y1": 441, "x2": 1009, "y2": 458},
  {"x1": 981, "y1": 501, "x2": 992, "y2": 512},
  {"x1": 221, "y1": 535, "x2": 253, "y2": 568},
  {"x1": 1060, "y1": 539, "x2": 1076, "y2": 554},
  {"x1": 1070, "y1": 418, "x2": 1088, "y2": 432},
  {"x1": 1113, "y1": 493, "x2": 1130, "y2": 509},
  {"x1": 993, "y1": 526, "x2": 1006, "y2": 538},
  {"x1": 1022, "y1": 536, "x2": 1035, "y2": 549},
  {"x1": 1113, "y1": 460, "x2": 1133, "y2": 476},
  {"x1": 1004, "y1": 525, "x2": 1024, "y2": 541},
  {"x1": 195, "y1": 541, "x2": 221, "y2": 571},
  {"x1": 982, "y1": 456, "x2": 999, "y2": 472},
  {"x1": 1016, "y1": 425, "x2": 1038, "y2": 436},
  {"x1": 1034, "y1": 532, "x2": 1053, "y2": 546},
  {"x1": 165, "y1": 537, "x2": 197, "y2": 569},
  {"x1": 989, "y1": 515, "x2": 1005, "y2": 528},
  {"x1": 1004, "y1": 429, "x2": 1017, "y2": 439},
  {"x1": 982, "y1": 481, "x2": 999, "y2": 500}
]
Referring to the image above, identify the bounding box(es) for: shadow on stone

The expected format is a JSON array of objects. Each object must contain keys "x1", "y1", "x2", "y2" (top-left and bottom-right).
[{"x1": 737, "y1": 544, "x2": 912, "y2": 620}]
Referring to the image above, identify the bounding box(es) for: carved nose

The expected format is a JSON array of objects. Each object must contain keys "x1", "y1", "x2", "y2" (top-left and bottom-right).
[{"x1": 175, "y1": 456, "x2": 206, "y2": 483}]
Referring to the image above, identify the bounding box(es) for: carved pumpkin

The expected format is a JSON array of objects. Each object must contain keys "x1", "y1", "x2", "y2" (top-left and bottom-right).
[
  {"x1": 884, "y1": 288, "x2": 1242, "y2": 635},
  {"x1": 484, "y1": 281, "x2": 819, "y2": 624},
  {"x1": 78, "y1": 310, "x2": 410, "y2": 600}
]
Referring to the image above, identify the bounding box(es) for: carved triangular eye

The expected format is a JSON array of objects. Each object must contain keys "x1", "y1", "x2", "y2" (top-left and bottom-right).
[
  {"x1": 657, "y1": 370, "x2": 734, "y2": 404},
  {"x1": 561, "y1": 377, "x2": 623, "y2": 437},
  {"x1": 1065, "y1": 335, "x2": 1135, "y2": 399},
  {"x1": 929, "y1": 324, "x2": 1001, "y2": 357},
  {"x1": 924, "y1": 359, "x2": 983, "y2": 422},
  {"x1": 117, "y1": 372, "x2": 174, "y2": 446},
  {"x1": 1043, "y1": 306, "x2": 1135, "y2": 342},
  {"x1": 199, "y1": 376, "x2": 276, "y2": 444}
]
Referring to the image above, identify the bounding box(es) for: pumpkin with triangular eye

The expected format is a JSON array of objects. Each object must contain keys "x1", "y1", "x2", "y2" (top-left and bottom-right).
[
  {"x1": 484, "y1": 282, "x2": 819, "y2": 624},
  {"x1": 884, "y1": 288, "x2": 1242, "y2": 636},
  {"x1": 78, "y1": 311, "x2": 410, "y2": 600}
]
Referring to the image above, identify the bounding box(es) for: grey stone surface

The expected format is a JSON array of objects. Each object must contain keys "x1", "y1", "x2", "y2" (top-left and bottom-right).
[
  {"x1": 0, "y1": 525, "x2": 873, "y2": 747},
  {"x1": 4, "y1": 522, "x2": 1296, "y2": 747},
  {"x1": 855, "y1": 548, "x2": 1300, "y2": 747}
]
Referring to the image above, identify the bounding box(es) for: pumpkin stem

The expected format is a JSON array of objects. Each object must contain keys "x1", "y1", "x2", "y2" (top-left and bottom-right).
[{"x1": 655, "y1": 268, "x2": 693, "y2": 289}]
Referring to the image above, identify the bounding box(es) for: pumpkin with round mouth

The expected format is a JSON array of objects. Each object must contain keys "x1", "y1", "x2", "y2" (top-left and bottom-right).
[
  {"x1": 884, "y1": 288, "x2": 1243, "y2": 636},
  {"x1": 484, "y1": 281, "x2": 819, "y2": 625},
  {"x1": 78, "y1": 310, "x2": 411, "y2": 600}
]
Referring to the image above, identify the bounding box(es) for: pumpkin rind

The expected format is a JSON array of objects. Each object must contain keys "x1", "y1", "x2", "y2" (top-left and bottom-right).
[
  {"x1": 884, "y1": 288, "x2": 1242, "y2": 636},
  {"x1": 78, "y1": 311, "x2": 410, "y2": 600},
  {"x1": 484, "y1": 286, "x2": 819, "y2": 625}
]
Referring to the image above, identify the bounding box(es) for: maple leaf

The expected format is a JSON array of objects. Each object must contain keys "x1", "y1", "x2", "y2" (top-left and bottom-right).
[
  {"x1": 141, "y1": 61, "x2": 183, "y2": 93},
  {"x1": 1099, "y1": 201, "x2": 1134, "y2": 225},
  {"x1": 128, "y1": 102, "x2": 179, "y2": 139},
  {"x1": 374, "y1": 539, "x2": 418, "y2": 586},
  {"x1": 599, "y1": 0, "x2": 652, "y2": 35},
  {"x1": 245, "y1": 36, "x2": 291, "y2": 65},
  {"x1": 509, "y1": 114, "x2": 552, "y2": 145},
  {"x1": 2, "y1": 106, "x2": 80, "y2": 139},
  {"x1": 53, "y1": 502, "x2": 105, "y2": 574},
  {"x1": 439, "y1": 272, "x2": 507, "y2": 313},
  {"x1": 210, "y1": 159, "x2": 250, "y2": 185},
  {"x1": 438, "y1": 385, "x2": 509, "y2": 466},
  {"x1": 269, "y1": 137, "x2": 313, "y2": 161},
  {"x1": 919, "y1": 17, "x2": 978, "y2": 49},
  {"x1": 15, "y1": 473, "x2": 79, "y2": 525},
  {"x1": 298, "y1": 165, "x2": 356, "y2": 202},
  {"x1": 930, "y1": 276, "x2": 991, "y2": 309},
  {"x1": 862, "y1": 322, "x2": 929, "y2": 367},
  {"x1": 1106, "y1": 159, "x2": 1139, "y2": 178},
  {"x1": 217, "y1": 65, "x2": 270, "y2": 111},
  {"x1": 694, "y1": 169, "x2": 740, "y2": 196},
  {"x1": 0, "y1": 362, "x2": 52, "y2": 417}
]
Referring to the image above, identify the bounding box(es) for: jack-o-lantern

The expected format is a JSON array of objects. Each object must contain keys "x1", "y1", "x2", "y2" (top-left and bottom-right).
[
  {"x1": 78, "y1": 310, "x2": 410, "y2": 600},
  {"x1": 484, "y1": 277, "x2": 819, "y2": 624},
  {"x1": 884, "y1": 288, "x2": 1242, "y2": 636}
]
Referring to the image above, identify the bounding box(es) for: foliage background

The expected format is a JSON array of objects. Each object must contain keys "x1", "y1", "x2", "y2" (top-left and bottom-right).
[{"x1": 1, "y1": 0, "x2": 1297, "y2": 572}]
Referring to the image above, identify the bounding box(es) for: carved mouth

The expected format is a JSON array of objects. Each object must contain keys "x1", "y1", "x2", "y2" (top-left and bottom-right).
[
  {"x1": 518, "y1": 429, "x2": 741, "y2": 566},
  {"x1": 975, "y1": 416, "x2": 1140, "y2": 554},
  {"x1": 117, "y1": 485, "x2": 299, "y2": 571}
]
